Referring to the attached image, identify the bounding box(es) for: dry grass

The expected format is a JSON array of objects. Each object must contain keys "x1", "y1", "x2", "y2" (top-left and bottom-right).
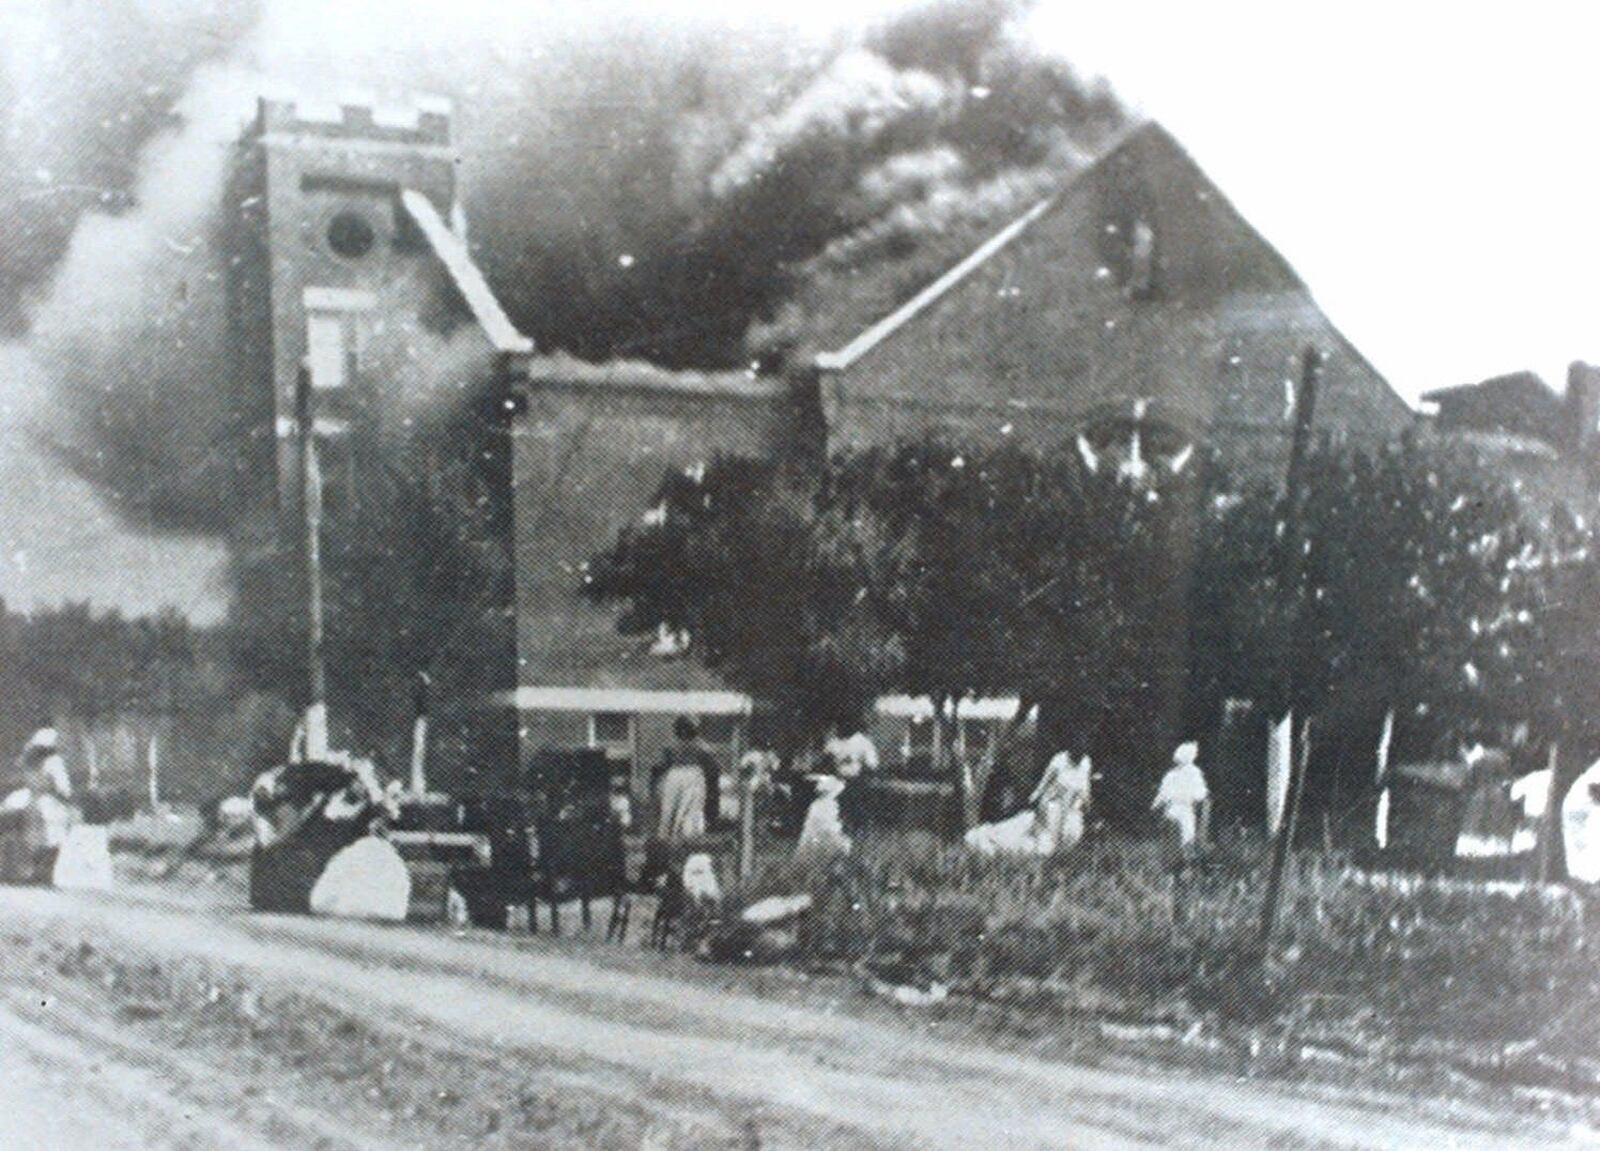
[{"x1": 727, "y1": 830, "x2": 1596, "y2": 1052}]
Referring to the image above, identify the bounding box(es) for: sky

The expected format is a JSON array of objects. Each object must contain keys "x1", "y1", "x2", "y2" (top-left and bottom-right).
[
  {"x1": 0, "y1": 0, "x2": 1595, "y2": 622},
  {"x1": 1026, "y1": 2, "x2": 1600, "y2": 396}
]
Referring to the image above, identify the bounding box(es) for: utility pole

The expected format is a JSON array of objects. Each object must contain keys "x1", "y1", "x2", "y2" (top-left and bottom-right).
[
  {"x1": 409, "y1": 671, "x2": 431, "y2": 795},
  {"x1": 296, "y1": 365, "x2": 330, "y2": 761},
  {"x1": 1260, "y1": 345, "x2": 1323, "y2": 945}
]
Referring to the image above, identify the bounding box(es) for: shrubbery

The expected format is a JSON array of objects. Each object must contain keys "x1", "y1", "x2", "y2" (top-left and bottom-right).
[{"x1": 728, "y1": 831, "x2": 1593, "y2": 1049}]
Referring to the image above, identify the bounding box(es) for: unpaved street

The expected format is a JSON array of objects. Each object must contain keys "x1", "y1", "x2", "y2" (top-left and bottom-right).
[{"x1": 0, "y1": 884, "x2": 1583, "y2": 1150}]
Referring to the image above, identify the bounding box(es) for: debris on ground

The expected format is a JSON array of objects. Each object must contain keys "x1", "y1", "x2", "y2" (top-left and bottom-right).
[{"x1": 739, "y1": 894, "x2": 812, "y2": 926}]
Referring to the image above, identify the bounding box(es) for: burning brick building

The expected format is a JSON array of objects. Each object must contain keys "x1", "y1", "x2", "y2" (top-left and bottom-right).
[{"x1": 227, "y1": 101, "x2": 1409, "y2": 795}]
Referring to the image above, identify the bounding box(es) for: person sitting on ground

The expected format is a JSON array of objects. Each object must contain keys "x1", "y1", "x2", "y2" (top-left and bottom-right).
[
  {"x1": 1152, "y1": 741, "x2": 1210, "y2": 851},
  {"x1": 797, "y1": 774, "x2": 852, "y2": 860}
]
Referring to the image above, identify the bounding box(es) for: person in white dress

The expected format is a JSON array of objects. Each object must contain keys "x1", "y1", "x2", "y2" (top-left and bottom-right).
[
  {"x1": 1030, "y1": 750, "x2": 1092, "y2": 851},
  {"x1": 1152, "y1": 742, "x2": 1210, "y2": 850},
  {"x1": 797, "y1": 774, "x2": 852, "y2": 860}
]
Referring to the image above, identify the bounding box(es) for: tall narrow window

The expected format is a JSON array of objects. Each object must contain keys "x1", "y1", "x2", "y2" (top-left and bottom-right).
[
  {"x1": 306, "y1": 312, "x2": 348, "y2": 390},
  {"x1": 1129, "y1": 218, "x2": 1156, "y2": 298}
]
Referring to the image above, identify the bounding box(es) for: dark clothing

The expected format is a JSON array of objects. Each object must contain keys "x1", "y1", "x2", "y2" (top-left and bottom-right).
[{"x1": 651, "y1": 739, "x2": 722, "y2": 830}]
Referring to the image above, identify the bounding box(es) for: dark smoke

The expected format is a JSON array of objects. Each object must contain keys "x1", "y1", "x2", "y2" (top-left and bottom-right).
[{"x1": 9, "y1": 0, "x2": 1124, "y2": 539}]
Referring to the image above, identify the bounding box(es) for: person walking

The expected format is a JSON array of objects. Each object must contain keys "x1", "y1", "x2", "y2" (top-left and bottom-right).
[{"x1": 1152, "y1": 741, "x2": 1210, "y2": 852}]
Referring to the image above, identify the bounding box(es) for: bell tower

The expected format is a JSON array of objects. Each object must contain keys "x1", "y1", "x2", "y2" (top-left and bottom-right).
[{"x1": 225, "y1": 93, "x2": 459, "y2": 509}]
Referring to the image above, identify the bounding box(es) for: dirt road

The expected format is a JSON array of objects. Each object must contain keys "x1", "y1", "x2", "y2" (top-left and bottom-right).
[{"x1": 0, "y1": 884, "x2": 1584, "y2": 1150}]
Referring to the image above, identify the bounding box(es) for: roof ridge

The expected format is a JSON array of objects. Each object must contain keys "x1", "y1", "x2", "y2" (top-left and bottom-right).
[{"x1": 813, "y1": 121, "x2": 1152, "y2": 374}]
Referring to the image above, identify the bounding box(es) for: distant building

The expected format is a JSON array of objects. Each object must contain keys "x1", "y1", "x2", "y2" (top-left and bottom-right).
[
  {"x1": 228, "y1": 104, "x2": 1413, "y2": 795},
  {"x1": 1420, "y1": 362, "x2": 1600, "y2": 521}
]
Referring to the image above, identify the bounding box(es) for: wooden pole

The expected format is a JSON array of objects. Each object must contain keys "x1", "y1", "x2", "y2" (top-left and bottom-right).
[
  {"x1": 1537, "y1": 741, "x2": 1561, "y2": 884},
  {"x1": 296, "y1": 365, "x2": 329, "y2": 761},
  {"x1": 409, "y1": 671, "x2": 431, "y2": 795},
  {"x1": 739, "y1": 773, "x2": 758, "y2": 880},
  {"x1": 1259, "y1": 346, "x2": 1322, "y2": 946},
  {"x1": 146, "y1": 730, "x2": 160, "y2": 812}
]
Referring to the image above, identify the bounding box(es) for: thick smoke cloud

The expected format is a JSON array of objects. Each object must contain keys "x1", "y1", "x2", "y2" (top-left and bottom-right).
[
  {"x1": 0, "y1": 0, "x2": 260, "y2": 336},
  {"x1": 4, "y1": 0, "x2": 1125, "y2": 540}
]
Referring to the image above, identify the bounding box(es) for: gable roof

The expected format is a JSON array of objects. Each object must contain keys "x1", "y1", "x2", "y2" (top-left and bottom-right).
[
  {"x1": 807, "y1": 121, "x2": 1410, "y2": 439},
  {"x1": 814, "y1": 194, "x2": 1060, "y2": 372},
  {"x1": 399, "y1": 188, "x2": 534, "y2": 355}
]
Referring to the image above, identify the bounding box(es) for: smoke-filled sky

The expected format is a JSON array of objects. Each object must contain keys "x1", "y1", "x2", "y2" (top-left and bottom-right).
[{"x1": 0, "y1": 0, "x2": 1595, "y2": 622}]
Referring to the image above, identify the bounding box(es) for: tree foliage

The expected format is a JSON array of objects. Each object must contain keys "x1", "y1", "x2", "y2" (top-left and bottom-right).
[{"x1": 589, "y1": 431, "x2": 1600, "y2": 831}]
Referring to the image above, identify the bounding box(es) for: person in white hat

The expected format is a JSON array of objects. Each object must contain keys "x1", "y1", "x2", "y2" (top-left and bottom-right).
[
  {"x1": 21, "y1": 728, "x2": 72, "y2": 801},
  {"x1": 1152, "y1": 741, "x2": 1210, "y2": 850}
]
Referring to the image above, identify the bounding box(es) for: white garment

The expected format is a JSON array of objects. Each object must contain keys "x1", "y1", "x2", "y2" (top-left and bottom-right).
[
  {"x1": 965, "y1": 809, "x2": 1056, "y2": 856},
  {"x1": 38, "y1": 752, "x2": 71, "y2": 799},
  {"x1": 1153, "y1": 762, "x2": 1209, "y2": 846},
  {"x1": 797, "y1": 791, "x2": 851, "y2": 859},
  {"x1": 52, "y1": 825, "x2": 113, "y2": 891},
  {"x1": 1266, "y1": 712, "x2": 1293, "y2": 835},
  {"x1": 34, "y1": 792, "x2": 76, "y2": 849},
  {"x1": 1508, "y1": 769, "x2": 1551, "y2": 855},
  {"x1": 1511, "y1": 769, "x2": 1553, "y2": 820},
  {"x1": 1563, "y1": 761, "x2": 1600, "y2": 884},
  {"x1": 309, "y1": 837, "x2": 411, "y2": 921},
  {"x1": 1033, "y1": 752, "x2": 1091, "y2": 851},
  {"x1": 825, "y1": 732, "x2": 879, "y2": 779}
]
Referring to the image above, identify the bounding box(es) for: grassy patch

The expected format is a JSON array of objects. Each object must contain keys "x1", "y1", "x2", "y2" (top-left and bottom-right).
[{"x1": 727, "y1": 831, "x2": 1596, "y2": 1058}]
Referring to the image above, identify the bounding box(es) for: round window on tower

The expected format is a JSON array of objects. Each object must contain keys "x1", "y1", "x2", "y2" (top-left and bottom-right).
[{"x1": 326, "y1": 210, "x2": 376, "y2": 260}]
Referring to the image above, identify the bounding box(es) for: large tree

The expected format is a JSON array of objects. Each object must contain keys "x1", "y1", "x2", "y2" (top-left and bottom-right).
[{"x1": 586, "y1": 436, "x2": 1209, "y2": 824}]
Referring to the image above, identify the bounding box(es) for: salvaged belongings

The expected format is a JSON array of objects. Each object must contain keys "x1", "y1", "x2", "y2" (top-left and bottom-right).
[
  {"x1": 1562, "y1": 759, "x2": 1600, "y2": 884},
  {"x1": 248, "y1": 757, "x2": 394, "y2": 913},
  {"x1": 52, "y1": 824, "x2": 113, "y2": 892},
  {"x1": 1152, "y1": 742, "x2": 1209, "y2": 847},
  {"x1": 797, "y1": 774, "x2": 852, "y2": 859},
  {"x1": 965, "y1": 752, "x2": 1086, "y2": 857},
  {"x1": 308, "y1": 836, "x2": 411, "y2": 921}
]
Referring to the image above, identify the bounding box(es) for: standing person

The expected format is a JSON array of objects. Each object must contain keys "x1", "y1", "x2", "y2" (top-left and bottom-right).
[
  {"x1": 1152, "y1": 742, "x2": 1210, "y2": 852},
  {"x1": 824, "y1": 718, "x2": 879, "y2": 832},
  {"x1": 654, "y1": 718, "x2": 714, "y2": 845},
  {"x1": 1032, "y1": 749, "x2": 1093, "y2": 851},
  {"x1": 15, "y1": 728, "x2": 76, "y2": 883}
]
